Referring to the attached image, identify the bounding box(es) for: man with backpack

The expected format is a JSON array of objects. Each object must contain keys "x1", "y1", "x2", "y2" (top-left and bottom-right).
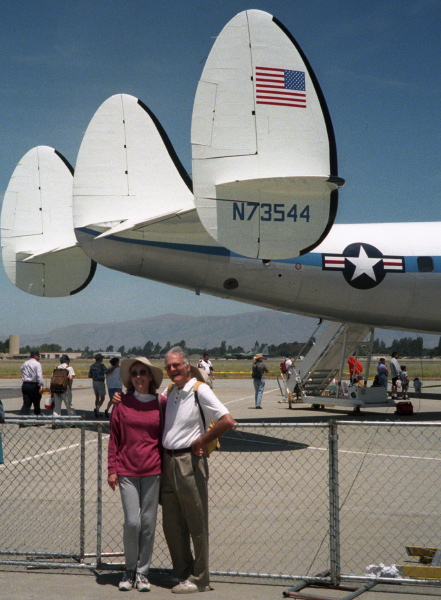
[
  {"x1": 280, "y1": 354, "x2": 294, "y2": 381},
  {"x1": 252, "y1": 353, "x2": 268, "y2": 409},
  {"x1": 161, "y1": 346, "x2": 235, "y2": 593},
  {"x1": 51, "y1": 355, "x2": 76, "y2": 423}
]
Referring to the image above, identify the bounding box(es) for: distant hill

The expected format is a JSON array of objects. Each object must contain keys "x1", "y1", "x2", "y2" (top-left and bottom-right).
[
  {"x1": 16, "y1": 310, "x2": 319, "y2": 351},
  {"x1": 10, "y1": 310, "x2": 440, "y2": 352}
]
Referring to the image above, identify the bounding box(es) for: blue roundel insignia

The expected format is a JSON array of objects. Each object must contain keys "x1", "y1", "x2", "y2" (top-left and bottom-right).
[{"x1": 322, "y1": 243, "x2": 405, "y2": 289}]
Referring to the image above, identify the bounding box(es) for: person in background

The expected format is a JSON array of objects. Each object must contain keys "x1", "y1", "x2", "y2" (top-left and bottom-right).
[
  {"x1": 251, "y1": 353, "x2": 268, "y2": 409},
  {"x1": 355, "y1": 375, "x2": 364, "y2": 388},
  {"x1": 376, "y1": 357, "x2": 388, "y2": 388},
  {"x1": 105, "y1": 357, "x2": 122, "y2": 418},
  {"x1": 108, "y1": 357, "x2": 165, "y2": 592},
  {"x1": 20, "y1": 350, "x2": 44, "y2": 416},
  {"x1": 197, "y1": 353, "x2": 214, "y2": 388},
  {"x1": 400, "y1": 366, "x2": 409, "y2": 400},
  {"x1": 413, "y1": 377, "x2": 422, "y2": 394},
  {"x1": 347, "y1": 355, "x2": 363, "y2": 384},
  {"x1": 284, "y1": 355, "x2": 294, "y2": 380},
  {"x1": 389, "y1": 351, "x2": 401, "y2": 400},
  {"x1": 88, "y1": 353, "x2": 107, "y2": 417},
  {"x1": 52, "y1": 355, "x2": 76, "y2": 425}
]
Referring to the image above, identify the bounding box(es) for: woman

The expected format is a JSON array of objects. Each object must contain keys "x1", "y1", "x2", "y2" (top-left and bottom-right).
[
  {"x1": 376, "y1": 357, "x2": 388, "y2": 388},
  {"x1": 108, "y1": 357, "x2": 165, "y2": 592}
]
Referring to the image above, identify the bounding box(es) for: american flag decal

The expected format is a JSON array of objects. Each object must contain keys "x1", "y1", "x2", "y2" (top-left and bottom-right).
[{"x1": 255, "y1": 66, "x2": 307, "y2": 108}]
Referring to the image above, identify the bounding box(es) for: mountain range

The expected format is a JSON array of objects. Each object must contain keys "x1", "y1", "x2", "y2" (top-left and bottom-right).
[
  {"x1": 15, "y1": 311, "x2": 319, "y2": 351},
  {"x1": 10, "y1": 310, "x2": 439, "y2": 351}
]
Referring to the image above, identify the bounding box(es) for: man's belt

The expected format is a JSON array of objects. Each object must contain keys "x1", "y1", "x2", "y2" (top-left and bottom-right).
[{"x1": 165, "y1": 447, "x2": 192, "y2": 456}]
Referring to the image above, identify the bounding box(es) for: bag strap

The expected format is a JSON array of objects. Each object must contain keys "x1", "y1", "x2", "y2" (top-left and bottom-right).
[{"x1": 193, "y1": 381, "x2": 206, "y2": 430}]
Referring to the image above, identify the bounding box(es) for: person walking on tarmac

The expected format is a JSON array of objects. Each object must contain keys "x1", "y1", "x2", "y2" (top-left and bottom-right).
[
  {"x1": 389, "y1": 351, "x2": 401, "y2": 400},
  {"x1": 252, "y1": 353, "x2": 268, "y2": 409}
]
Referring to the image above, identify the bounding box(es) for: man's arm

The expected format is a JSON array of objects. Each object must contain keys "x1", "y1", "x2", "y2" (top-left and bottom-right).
[
  {"x1": 37, "y1": 362, "x2": 44, "y2": 389},
  {"x1": 191, "y1": 413, "x2": 236, "y2": 456}
]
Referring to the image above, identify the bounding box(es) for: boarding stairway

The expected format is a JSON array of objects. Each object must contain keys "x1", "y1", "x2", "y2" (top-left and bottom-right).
[
  {"x1": 280, "y1": 321, "x2": 395, "y2": 410},
  {"x1": 297, "y1": 321, "x2": 372, "y2": 397}
]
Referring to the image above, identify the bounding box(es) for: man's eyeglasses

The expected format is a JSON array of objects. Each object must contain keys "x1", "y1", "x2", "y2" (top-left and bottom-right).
[
  {"x1": 130, "y1": 369, "x2": 149, "y2": 378},
  {"x1": 165, "y1": 363, "x2": 184, "y2": 370}
]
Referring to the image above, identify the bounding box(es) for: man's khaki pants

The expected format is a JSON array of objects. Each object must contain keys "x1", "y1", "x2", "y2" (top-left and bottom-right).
[{"x1": 160, "y1": 451, "x2": 209, "y2": 587}]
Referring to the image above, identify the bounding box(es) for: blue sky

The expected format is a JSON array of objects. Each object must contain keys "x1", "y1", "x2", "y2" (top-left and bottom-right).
[{"x1": 1, "y1": 0, "x2": 441, "y2": 339}]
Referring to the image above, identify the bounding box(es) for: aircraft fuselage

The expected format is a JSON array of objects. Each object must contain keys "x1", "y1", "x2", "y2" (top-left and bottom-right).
[{"x1": 75, "y1": 218, "x2": 441, "y2": 335}]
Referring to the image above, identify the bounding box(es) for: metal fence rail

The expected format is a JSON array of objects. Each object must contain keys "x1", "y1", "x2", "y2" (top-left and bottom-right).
[{"x1": 1, "y1": 419, "x2": 441, "y2": 593}]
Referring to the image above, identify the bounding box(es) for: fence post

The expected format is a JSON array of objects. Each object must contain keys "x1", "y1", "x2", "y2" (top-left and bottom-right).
[
  {"x1": 79, "y1": 425, "x2": 86, "y2": 561},
  {"x1": 328, "y1": 419, "x2": 341, "y2": 585},
  {"x1": 96, "y1": 424, "x2": 103, "y2": 568}
]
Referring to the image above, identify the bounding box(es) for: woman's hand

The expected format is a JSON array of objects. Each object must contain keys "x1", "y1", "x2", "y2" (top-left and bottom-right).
[
  {"x1": 112, "y1": 392, "x2": 122, "y2": 405},
  {"x1": 108, "y1": 473, "x2": 119, "y2": 490}
]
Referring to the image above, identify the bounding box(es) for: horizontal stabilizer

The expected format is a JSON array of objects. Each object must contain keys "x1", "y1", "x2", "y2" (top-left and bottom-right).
[
  {"x1": 73, "y1": 94, "x2": 195, "y2": 234},
  {"x1": 1, "y1": 146, "x2": 96, "y2": 296},
  {"x1": 191, "y1": 9, "x2": 342, "y2": 259},
  {"x1": 93, "y1": 208, "x2": 194, "y2": 239}
]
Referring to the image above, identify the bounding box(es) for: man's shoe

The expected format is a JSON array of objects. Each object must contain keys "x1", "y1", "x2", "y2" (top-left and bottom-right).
[
  {"x1": 105, "y1": 409, "x2": 109, "y2": 418},
  {"x1": 172, "y1": 580, "x2": 212, "y2": 593},
  {"x1": 94, "y1": 408, "x2": 99, "y2": 418},
  {"x1": 119, "y1": 570, "x2": 135, "y2": 591},
  {"x1": 135, "y1": 573, "x2": 151, "y2": 592}
]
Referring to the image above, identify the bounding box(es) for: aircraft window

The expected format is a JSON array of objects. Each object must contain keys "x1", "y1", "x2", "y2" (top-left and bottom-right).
[{"x1": 417, "y1": 256, "x2": 434, "y2": 272}]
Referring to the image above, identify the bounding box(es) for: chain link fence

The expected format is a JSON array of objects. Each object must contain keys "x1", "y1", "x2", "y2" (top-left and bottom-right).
[{"x1": 1, "y1": 419, "x2": 441, "y2": 592}]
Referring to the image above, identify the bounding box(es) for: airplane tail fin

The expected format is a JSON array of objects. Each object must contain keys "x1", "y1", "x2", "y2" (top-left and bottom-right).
[
  {"x1": 192, "y1": 9, "x2": 344, "y2": 259},
  {"x1": 72, "y1": 94, "x2": 195, "y2": 239},
  {"x1": 1, "y1": 146, "x2": 96, "y2": 297}
]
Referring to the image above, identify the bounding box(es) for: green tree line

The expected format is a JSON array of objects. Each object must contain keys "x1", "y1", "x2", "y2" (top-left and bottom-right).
[{"x1": 16, "y1": 336, "x2": 439, "y2": 359}]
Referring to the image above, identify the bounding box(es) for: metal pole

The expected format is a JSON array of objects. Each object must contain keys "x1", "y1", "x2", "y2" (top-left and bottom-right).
[
  {"x1": 96, "y1": 424, "x2": 103, "y2": 569},
  {"x1": 328, "y1": 420, "x2": 341, "y2": 585},
  {"x1": 336, "y1": 326, "x2": 348, "y2": 399},
  {"x1": 79, "y1": 425, "x2": 86, "y2": 561},
  {"x1": 364, "y1": 328, "x2": 375, "y2": 386}
]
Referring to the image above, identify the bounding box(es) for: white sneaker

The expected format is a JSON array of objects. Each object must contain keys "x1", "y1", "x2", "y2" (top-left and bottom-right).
[
  {"x1": 136, "y1": 573, "x2": 151, "y2": 592},
  {"x1": 119, "y1": 570, "x2": 135, "y2": 591},
  {"x1": 172, "y1": 580, "x2": 211, "y2": 593}
]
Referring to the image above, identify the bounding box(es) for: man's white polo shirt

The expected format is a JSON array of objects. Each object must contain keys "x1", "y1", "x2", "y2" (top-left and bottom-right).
[{"x1": 162, "y1": 377, "x2": 229, "y2": 450}]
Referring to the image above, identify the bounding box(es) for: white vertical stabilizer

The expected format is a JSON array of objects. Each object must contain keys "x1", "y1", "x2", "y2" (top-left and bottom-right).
[
  {"x1": 1, "y1": 146, "x2": 95, "y2": 297},
  {"x1": 192, "y1": 9, "x2": 343, "y2": 260},
  {"x1": 73, "y1": 94, "x2": 195, "y2": 233}
]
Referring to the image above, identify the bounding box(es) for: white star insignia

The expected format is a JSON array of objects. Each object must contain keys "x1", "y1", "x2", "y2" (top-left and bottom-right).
[{"x1": 346, "y1": 246, "x2": 382, "y2": 281}]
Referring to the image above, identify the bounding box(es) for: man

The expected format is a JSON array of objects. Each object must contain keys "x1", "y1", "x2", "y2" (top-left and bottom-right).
[
  {"x1": 347, "y1": 355, "x2": 363, "y2": 384},
  {"x1": 251, "y1": 353, "x2": 268, "y2": 409},
  {"x1": 161, "y1": 346, "x2": 235, "y2": 593},
  {"x1": 88, "y1": 353, "x2": 107, "y2": 417},
  {"x1": 197, "y1": 353, "x2": 214, "y2": 388},
  {"x1": 104, "y1": 356, "x2": 122, "y2": 418},
  {"x1": 284, "y1": 355, "x2": 294, "y2": 380},
  {"x1": 20, "y1": 350, "x2": 44, "y2": 416},
  {"x1": 389, "y1": 351, "x2": 401, "y2": 399},
  {"x1": 52, "y1": 355, "x2": 76, "y2": 421}
]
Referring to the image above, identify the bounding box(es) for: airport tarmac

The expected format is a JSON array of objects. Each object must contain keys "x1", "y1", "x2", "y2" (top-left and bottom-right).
[
  {"x1": 2, "y1": 377, "x2": 441, "y2": 600},
  {"x1": 2, "y1": 376, "x2": 441, "y2": 422}
]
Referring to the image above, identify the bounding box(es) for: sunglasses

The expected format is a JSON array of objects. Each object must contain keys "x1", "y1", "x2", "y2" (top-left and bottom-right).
[{"x1": 130, "y1": 368, "x2": 150, "y2": 378}]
